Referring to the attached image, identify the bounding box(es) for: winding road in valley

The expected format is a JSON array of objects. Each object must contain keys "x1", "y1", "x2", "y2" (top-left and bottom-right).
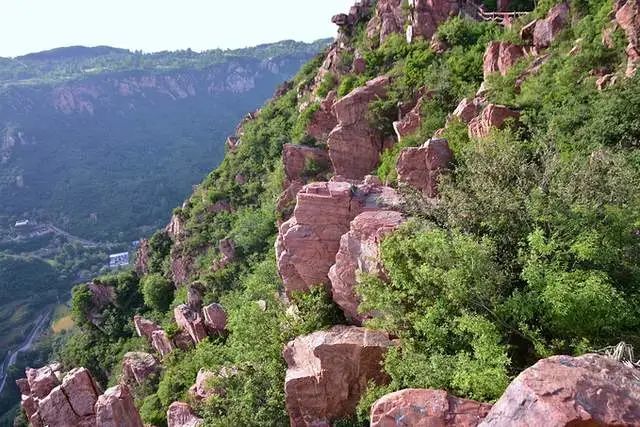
[{"x1": 0, "y1": 310, "x2": 51, "y2": 395}]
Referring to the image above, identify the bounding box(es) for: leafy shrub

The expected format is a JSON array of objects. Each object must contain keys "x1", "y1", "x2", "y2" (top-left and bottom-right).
[{"x1": 141, "y1": 274, "x2": 174, "y2": 312}]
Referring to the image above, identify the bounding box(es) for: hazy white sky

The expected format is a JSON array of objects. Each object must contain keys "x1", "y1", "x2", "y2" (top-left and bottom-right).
[{"x1": 0, "y1": 0, "x2": 354, "y2": 57}]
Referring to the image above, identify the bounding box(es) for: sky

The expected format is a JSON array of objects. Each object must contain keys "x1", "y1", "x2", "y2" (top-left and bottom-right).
[{"x1": 0, "y1": 0, "x2": 355, "y2": 57}]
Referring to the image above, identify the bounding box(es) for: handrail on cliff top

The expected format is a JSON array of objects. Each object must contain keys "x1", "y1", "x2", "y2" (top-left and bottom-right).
[{"x1": 463, "y1": 0, "x2": 530, "y2": 25}]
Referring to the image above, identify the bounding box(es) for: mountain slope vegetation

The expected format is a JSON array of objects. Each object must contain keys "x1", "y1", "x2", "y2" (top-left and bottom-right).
[{"x1": 13, "y1": 0, "x2": 640, "y2": 425}]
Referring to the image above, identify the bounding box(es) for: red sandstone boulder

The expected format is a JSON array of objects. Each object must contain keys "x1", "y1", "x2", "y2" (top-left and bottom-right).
[
  {"x1": 166, "y1": 213, "x2": 185, "y2": 240},
  {"x1": 152, "y1": 329, "x2": 177, "y2": 357},
  {"x1": 86, "y1": 280, "x2": 117, "y2": 327},
  {"x1": 36, "y1": 367, "x2": 100, "y2": 427},
  {"x1": 25, "y1": 364, "x2": 61, "y2": 399},
  {"x1": 532, "y1": 2, "x2": 570, "y2": 48},
  {"x1": 616, "y1": 0, "x2": 640, "y2": 75},
  {"x1": 174, "y1": 304, "x2": 208, "y2": 344},
  {"x1": 202, "y1": 303, "x2": 227, "y2": 335},
  {"x1": 396, "y1": 138, "x2": 454, "y2": 197},
  {"x1": 479, "y1": 354, "x2": 640, "y2": 426},
  {"x1": 276, "y1": 180, "x2": 304, "y2": 224},
  {"x1": 329, "y1": 211, "x2": 405, "y2": 323},
  {"x1": 283, "y1": 143, "x2": 331, "y2": 186},
  {"x1": 371, "y1": 389, "x2": 492, "y2": 427},
  {"x1": 276, "y1": 180, "x2": 400, "y2": 295},
  {"x1": 95, "y1": 384, "x2": 144, "y2": 427},
  {"x1": 134, "y1": 314, "x2": 161, "y2": 343},
  {"x1": 307, "y1": 96, "x2": 339, "y2": 142},
  {"x1": 452, "y1": 97, "x2": 483, "y2": 124},
  {"x1": 167, "y1": 402, "x2": 204, "y2": 427},
  {"x1": 483, "y1": 41, "x2": 527, "y2": 78},
  {"x1": 135, "y1": 239, "x2": 150, "y2": 276},
  {"x1": 367, "y1": 0, "x2": 406, "y2": 44},
  {"x1": 170, "y1": 252, "x2": 192, "y2": 286},
  {"x1": 188, "y1": 369, "x2": 218, "y2": 401},
  {"x1": 468, "y1": 104, "x2": 520, "y2": 139},
  {"x1": 122, "y1": 352, "x2": 159, "y2": 385},
  {"x1": 328, "y1": 75, "x2": 390, "y2": 179},
  {"x1": 410, "y1": 0, "x2": 461, "y2": 41},
  {"x1": 283, "y1": 325, "x2": 394, "y2": 426},
  {"x1": 393, "y1": 97, "x2": 424, "y2": 141}
]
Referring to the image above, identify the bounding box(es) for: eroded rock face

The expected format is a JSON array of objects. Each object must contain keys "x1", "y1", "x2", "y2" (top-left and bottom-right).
[
  {"x1": 283, "y1": 143, "x2": 331, "y2": 187},
  {"x1": 86, "y1": 280, "x2": 117, "y2": 327},
  {"x1": 393, "y1": 97, "x2": 424, "y2": 141},
  {"x1": 396, "y1": 138, "x2": 453, "y2": 197},
  {"x1": 452, "y1": 97, "x2": 484, "y2": 124},
  {"x1": 283, "y1": 326, "x2": 394, "y2": 426},
  {"x1": 21, "y1": 366, "x2": 101, "y2": 427},
  {"x1": 95, "y1": 384, "x2": 144, "y2": 427},
  {"x1": 306, "y1": 91, "x2": 338, "y2": 142},
  {"x1": 166, "y1": 213, "x2": 185, "y2": 240},
  {"x1": 212, "y1": 238, "x2": 236, "y2": 271},
  {"x1": 483, "y1": 41, "x2": 527, "y2": 78},
  {"x1": 135, "y1": 239, "x2": 150, "y2": 276},
  {"x1": 616, "y1": 0, "x2": 640, "y2": 76},
  {"x1": 371, "y1": 389, "x2": 492, "y2": 427},
  {"x1": 329, "y1": 210, "x2": 404, "y2": 323},
  {"x1": 167, "y1": 402, "x2": 204, "y2": 427},
  {"x1": 122, "y1": 352, "x2": 159, "y2": 385},
  {"x1": 367, "y1": 0, "x2": 406, "y2": 44},
  {"x1": 276, "y1": 180, "x2": 400, "y2": 296},
  {"x1": 479, "y1": 354, "x2": 640, "y2": 427},
  {"x1": 522, "y1": 2, "x2": 570, "y2": 49},
  {"x1": 328, "y1": 76, "x2": 390, "y2": 179},
  {"x1": 468, "y1": 104, "x2": 519, "y2": 139},
  {"x1": 174, "y1": 304, "x2": 208, "y2": 344},
  {"x1": 202, "y1": 303, "x2": 227, "y2": 335},
  {"x1": 410, "y1": 0, "x2": 461, "y2": 42},
  {"x1": 152, "y1": 330, "x2": 177, "y2": 357},
  {"x1": 188, "y1": 369, "x2": 218, "y2": 401},
  {"x1": 134, "y1": 314, "x2": 161, "y2": 341}
]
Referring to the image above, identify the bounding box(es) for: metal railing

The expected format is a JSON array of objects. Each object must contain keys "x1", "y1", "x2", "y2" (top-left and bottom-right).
[{"x1": 462, "y1": 0, "x2": 529, "y2": 25}]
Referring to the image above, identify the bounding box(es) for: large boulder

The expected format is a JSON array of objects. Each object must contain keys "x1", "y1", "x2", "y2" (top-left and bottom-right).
[
  {"x1": 328, "y1": 76, "x2": 390, "y2": 179},
  {"x1": 409, "y1": 0, "x2": 461, "y2": 42},
  {"x1": 483, "y1": 41, "x2": 527, "y2": 78},
  {"x1": 122, "y1": 352, "x2": 159, "y2": 385},
  {"x1": 396, "y1": 138, "x2": 453, "y2": 197},
  {"x1": 86, "y1": 280, "x2": 117, "y2": 327},
  {"x1": 393, "y1": 96, "x2": 425, "y2": 141},
  {"x1": 468, "y1": 104, "x2": 520, "y2": 139},
  {"x1": 167, "y1": 402, "x2": 204, "y2": 427},
  {"x1": 282, "y1": 143, "x2": 331, "y2": 187},
  {"x1": 371, "y1": 389, "x2": 492, "y2": 427},
  {"x1": 276, "y1": 179, "x2": 400, "y2": 296},
  {"x1": 174, "y1": 304, "x2": 208, "y2": 344},
  {"x1": 451, "y1": 97, "x2": 484, "y2": 124},
  {"x1": 306, "y1": 91, "x2": 338, "y2": 142},
  {"x1": 26, "y1": 367, "x2": 100, "y2": 427},
  {"x1": 367, "y1": 0, "x2": 406, "y2": 44},
  {"x1": 479, "y1": 354, "x2": 640, "y2": 426},
  {"x1": 134, "y1": 238, "x2": 150, "y2": 276},
  {"x1": 328, "y1": 211, "x2": 405, "y2": 323},
  {"x1": 95, "y1": 384, "x2": 144, "y2": 427},
  {"x1": 25, "y1": 364, "x2": 61, "y2": 399},
  {"x1": 283, "y1": 326, "x2": 394, "y2": 426},
  {"x1": 166, "y1": 213, "x2": 185, "y2": 240},
  {"x1": 133, "y1": 314, "x2": 161, "y2": 343},
  {"x1": 152, "y1": 329, "x2": 177, "y2": 357},
  {"x1": 202, "y1": 303, "x2": 227, "y2": 335},
  {"x1": 616, "y1": 0, "x2": 640, "y2": 76},
  {"x1": 522, "y1": 2, "x2": 570, "y2": 49},
  {"x1": 188, "y1": 369, "x2": 218, "y2": 401}
]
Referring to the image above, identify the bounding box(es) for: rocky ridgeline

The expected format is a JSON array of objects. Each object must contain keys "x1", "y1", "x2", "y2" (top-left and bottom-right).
[{"x1": 21, "y1": 0, "x2": 640, "y2": 426}]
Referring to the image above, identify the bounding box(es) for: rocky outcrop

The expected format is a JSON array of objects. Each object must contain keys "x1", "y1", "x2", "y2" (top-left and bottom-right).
[
  {"x1": 166, "y1": 213, "x2": 185, "y2": 240},
  {"x1": 86, "y1": 280, "x2": 116, "y2": 327},
  {"x1": 95, "y1": 384, "x2": 144, "y2": 427},
  {"x1": 468, "y1": 104, "x2": 520, "y2": 139},
  {"x1": 328, "y1": 75, "x2": 390, "y2": 179},
  {"x1": 452, "y1": 97, "x2": 484, "y2": 124},
  {"x1": 122, "y1": 352, "x2": 159, "y2": 385},
  {"x1": 152, "y1": 330, "x2": 178, "y2": 357},
  {"x1": 188, "y1": 369, "x2": 218, "y2": 401},
  {"x1": 187, "y1": 283, "x2": 204, "y2": 311},
  {"x1": 283, "y1": 326, "x2": 394, "y2": 426},
  {"x1": 521, "y1": 3, "x2": 570, "y2": 49},
  {"x1": 212, "y1": 238, "x2": 236, "y2": 271},
  {"x1": 371, "y1": 389, "x2": 492, "y2": 427},
  {"x1": 134, "y1": 315, "x2": 161, "y2": 342},
  {"x1": 202, "y1": 303, "x2": 227, "y2": 335},
  {"x1": 167, "y1": 402, "x2": 204, "y2": 427},
  {"x1": 283, "y1": 143, "x2": 331, "y2": 187},
  {"x1": 328, "y1": 211, "x2": 405, "y2": 323},
  {"x1": 306, "y1": 91, "x2": 338, "y2": 142},
  {"x1": 616, "y1": 0, "x2": 640, "y2": 76},
  {"x1": 393, "y1": 96, "x2": 425, "y2": 141},
  {"x1": 174, "y1": 304, "x2": 208, "y2": 345},
  {"x1": 170, "y1": 253, "x2": 192, "y2": 286},
  {"x1": 135, "y1": 238, "x2": 150, "y2": 276},
  {"x1": 368, "y1": 0, "x2": 459, "y2": 45},
  {"x1": 276, "y1": 179, "x2": 400, "y2": 295},
  {"x1": 483, "y1": 41, "x2": 527, "y2": 78},
  {"x1": 479, "y1": 354, "x2": 640, "y2": 426},
  {"x1": 396, "y1": 138, "x2": 453, "y2": 197},
  {"x1": 20, "y1": 366, "x2": 102, "y2": 427}
]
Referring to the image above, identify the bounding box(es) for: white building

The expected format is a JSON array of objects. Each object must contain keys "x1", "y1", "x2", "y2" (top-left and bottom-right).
[
  {"x1": 109, "y1": 252, "x2": 130, "y2": 269},
  {"x1": 15, "y1": 219, "x2": 30, "y2": 228}
]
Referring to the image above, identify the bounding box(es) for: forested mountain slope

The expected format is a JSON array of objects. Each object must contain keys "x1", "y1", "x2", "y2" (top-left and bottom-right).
[
  {"x1": 0, "y1": 40, "x2": 329, "y2": 241},
  {"x1": 13, "y1": 0, "x2": 640, "y2": 426}
]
